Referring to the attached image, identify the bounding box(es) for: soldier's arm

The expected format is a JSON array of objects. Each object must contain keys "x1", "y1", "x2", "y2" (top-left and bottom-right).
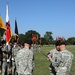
[
  {"x1": 63, "y1": 52, "x2": 74, "y2": 68},
  {"x1": 28, "y1": 51, "x2": 34, "y2": 72},
  {"x1": 47, "y1": 52, "x2": 50, "y2": 60},
  {"x1": 15, "y1": 51, "x2": 21, "y2": 67},
  {"x1": 47, "y1": 50, "x2": 53, "y2": 61}
]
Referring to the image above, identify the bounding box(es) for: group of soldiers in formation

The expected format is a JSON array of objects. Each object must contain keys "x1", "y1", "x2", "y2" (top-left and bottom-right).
[
  {"x1": 0, "y1": 40, "x2": 21, "y2": 75},
  {"x1": 0, "y1": 37, "x2": 74, "y2": 75}
]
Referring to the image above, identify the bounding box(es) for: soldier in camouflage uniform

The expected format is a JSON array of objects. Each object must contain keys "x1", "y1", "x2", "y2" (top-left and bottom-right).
[
  {"x1": 1, "y1": 40, "x2": 7, "y2": 75},
  {"x1": 48, "y1": 40, "x2": 74, "y2": 75},
  {"x1": 1, "y1": 40, "x2": 11, "y2": 75},
  {"x1": 55, "y1": 41, "x2": 74, "y2": 75},
  {"x1": 47, "y1": 41, "x2": 60, "y2": 75},
  {"x1": 15, "y1": 39, "x2": 33, "y2": 75},
  {"x1": 12, "y1": 40, "x2": 21, "y2": 75}
]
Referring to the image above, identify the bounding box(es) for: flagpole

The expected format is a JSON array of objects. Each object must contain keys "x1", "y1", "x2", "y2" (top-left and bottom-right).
[{"x1": 6, "y1": 2, "x2": 12, "y2": 75}]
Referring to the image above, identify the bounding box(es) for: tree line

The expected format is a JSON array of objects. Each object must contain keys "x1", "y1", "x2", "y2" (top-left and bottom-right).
[{"x1": 1, "y1": 30, "x2": 75, "y2": 45}]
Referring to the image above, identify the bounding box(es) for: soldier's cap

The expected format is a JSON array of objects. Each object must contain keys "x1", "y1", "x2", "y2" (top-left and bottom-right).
[
  {"x1": 1, "y1": 40, "x2": 6, "y2": 44},
  {"x1": 55, "y1": 41, "x2": 60, "y2": 46},
  {"x1": 24, "y1": 39, "x2": 32, "y2": 45},
  {"x1": 59, "y1": 41, "x2": 66, "y2": 46}
]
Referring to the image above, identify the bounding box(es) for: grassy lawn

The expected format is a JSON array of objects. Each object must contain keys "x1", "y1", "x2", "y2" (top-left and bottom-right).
[
  {"x1": 0, "y1": 45, "x2": 75, "y2": 75},
  {"x1": 33, "y1": 45, "x2": 75, "y2": 75}
]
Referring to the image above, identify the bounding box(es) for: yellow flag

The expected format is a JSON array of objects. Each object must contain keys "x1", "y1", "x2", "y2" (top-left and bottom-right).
[{"x1": 0, "y1": 16, "x2": 6, "y2": 38}]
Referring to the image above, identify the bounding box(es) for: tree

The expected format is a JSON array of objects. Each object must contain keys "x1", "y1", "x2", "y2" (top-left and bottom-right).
[
  {"x1": 67, "y1": 37, "x2": 75, "y2": 45},
  {"x1": 25, "y1": 30, "x2": 40, "y2": 44},
  {"x1": 40, "y1": 37, "x2": 47, "y2": 45},
  {"x1": 19, "y1": 34, "x2": 26, "y2": 45},
  {"x1": 44, "y1": 31, "x2": 54, "y2": 45}
]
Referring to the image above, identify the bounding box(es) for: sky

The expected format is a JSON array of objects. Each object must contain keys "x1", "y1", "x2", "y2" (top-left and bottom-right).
[{"x1": 0, "y1": 0, "x2": 75, "y2": 40}]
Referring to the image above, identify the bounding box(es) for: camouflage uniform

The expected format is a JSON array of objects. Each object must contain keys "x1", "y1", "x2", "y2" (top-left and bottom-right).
[
  {"x1": 2, "y1": 44, "x2": 11, "y2": 75},
  {"x1": 55, "y1": 50, "x2": 74, "y2": 75},
  {"x1": 15, "y1": 48, "x2": 33, "y2": 75},
  {"x1": 12, "y1": 45, "x2": 21, "y2": 75},
  {"x1": 30, "y1": 48, "x2": 35, "y2": 75},
  {"x1": 0, "y1": 45, "x2": 2, "y2": 73},
  {"x1": 47, "y1": 48, "x2": 61, "y2": 75}
]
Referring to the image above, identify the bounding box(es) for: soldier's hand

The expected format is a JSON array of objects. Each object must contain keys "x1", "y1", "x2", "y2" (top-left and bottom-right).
[
  {"x1": 47, "y1": 56, "x2": 52, "y2": 61},
  {"x1": 12, "y1": 58, "x2": 15, "y2": 61},
  {"x1": 7, "y1": 59, "x2": 10, "y2": 63}
]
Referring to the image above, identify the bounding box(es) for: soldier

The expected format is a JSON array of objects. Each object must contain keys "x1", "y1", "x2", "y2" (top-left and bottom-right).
[
  {"x1": 12, "y1": 40, "x2": 21, "y2": 75},
  {"x1": 15, "y1": 39, "x2": 34, "y2": 75},
  {"x1": 48, "y1": 40, "x2": 74, "y2": 75},
  {"x1": 55, "y1": 41, "x2": 74, "y2": 75},
  {"x1": 47, "y1": 40, "x2": 61, "y2": 75},
  {"x1": 1, "y1": 40, "x2": 10, "y2": 75}
]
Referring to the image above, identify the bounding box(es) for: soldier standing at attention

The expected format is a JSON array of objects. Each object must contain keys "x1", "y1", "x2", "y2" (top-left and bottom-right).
[
  {"x1": 15, "y1": 39, "x2": 34, "y2": 75},
  {"x1": 47, "y1": 40, "x2": 61, "y2": 75},
  {"x1": 12, "y1": 40, "x2": 21, "y2": 75}
]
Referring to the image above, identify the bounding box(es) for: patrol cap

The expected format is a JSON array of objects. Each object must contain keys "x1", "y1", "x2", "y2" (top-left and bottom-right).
[
  {"x1": 55, "y1": 41, "x2": 60, "y2": 46},
  {"x1": 24, "y1": 39, "x2": 32, "y2": 45},
  {"x1": 59, "y1": 41, "x2": 66, "y2": 46}
]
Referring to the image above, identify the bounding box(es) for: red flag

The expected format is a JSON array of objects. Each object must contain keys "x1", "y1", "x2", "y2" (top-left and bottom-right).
[
  {"x1": 5, "y1": 3, "x2": 12, "y2": 42},
  {"x1": 57, "y1": 36, "x2": 61, "y2": 41},
  {"x1": 32, "y1": 34, "x2": 37, "y2": 42}
]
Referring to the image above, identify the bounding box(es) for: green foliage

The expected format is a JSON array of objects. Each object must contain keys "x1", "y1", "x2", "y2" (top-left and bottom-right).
[
  {"x1": 25, "y1": 30, "x2": 40, "y2": 39},
  {"x1": 19, "y1": 34, "x2": 26, "y2": 45},
  {"x1": 33, "y1": 45, "x2": 75, "y2": 75},
  {"x1": 24, "y1": 30, "x2": 75, "y2": 45},
  {"x1": 40, "y1": 37, "x2": 47, "y2": 45},
  {"x1": 10, "y1": 30, "x2": 75, "y2": 45},
  {"x1": 44, "y1": 31, "x2": 54, "y2": 45},
  {"x1": 67, "y1": 37, "x2": 75, "y2": 45}
]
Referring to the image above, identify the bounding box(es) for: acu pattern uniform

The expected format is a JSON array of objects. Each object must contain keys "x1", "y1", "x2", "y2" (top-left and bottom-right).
[
  {"x1": 15, "y1": 40, "x2": 33, "y2": 75},
  {"x1": 2, "y1": 44, "x2": 7, "y2": 75},
  {"x1": 52, "y1": 41, "x2": 74, "y2": 75},
  {"x1": 1, "y1": 40, "x2": 11, "y2": 75},
  {"x1": 12, "y1": 44, "x2": 21, "y2": 59},
  {"x1": 12, "y1": 43, "x2": 21, "y2": 75},
  {"x1": 47, "y1": 48, "x2": 61, "y2": 75},
  {"x1": 56, "y1": 49, "x2": 74, "y2": 75},
  {"x1": 15, "y1": 48, "x2": 33, "y2": 75},
  {"x1": 47, "y1": 41, "x2": 61, "y2": 75}
]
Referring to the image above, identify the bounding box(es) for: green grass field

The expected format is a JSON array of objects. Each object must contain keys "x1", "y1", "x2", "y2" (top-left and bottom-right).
[
  {"x1": 33, "y1": 45, "x2": 75, "y2": 75},
  {"x1": 0, "y1": 45, "x2": 75, "y2": 75}
]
